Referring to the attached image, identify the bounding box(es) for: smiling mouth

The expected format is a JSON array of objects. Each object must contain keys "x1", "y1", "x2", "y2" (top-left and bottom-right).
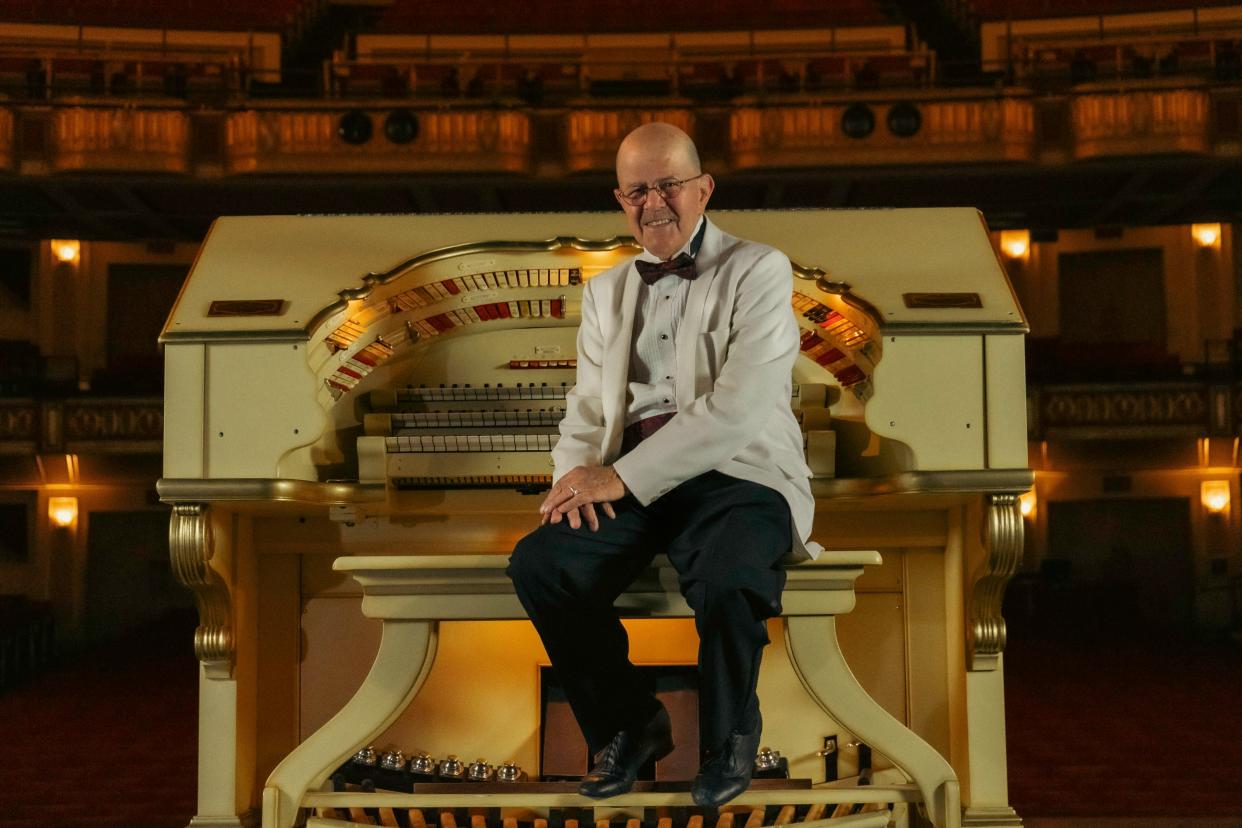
[{"x1": 644, "y1": 218, "x2": 675, "y2": 227}]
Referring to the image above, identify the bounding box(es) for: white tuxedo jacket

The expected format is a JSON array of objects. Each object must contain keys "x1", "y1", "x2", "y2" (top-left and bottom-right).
[{"x1": 552, "y1": 217, "x2": 819, "y2": 561}]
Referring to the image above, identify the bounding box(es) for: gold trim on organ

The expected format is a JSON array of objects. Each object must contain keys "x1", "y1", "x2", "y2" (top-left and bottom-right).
[
  {"x1": 969, "y1": 493, "x2": 1024, "y2": 671},
  {"x1": 168, "y1": 503, "x2": 234, "y2": 679}
]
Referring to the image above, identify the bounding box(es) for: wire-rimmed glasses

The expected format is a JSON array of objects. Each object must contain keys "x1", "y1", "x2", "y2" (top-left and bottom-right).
[{"x1": 615, "y1": 173, "x2": 708, "y2": 206}]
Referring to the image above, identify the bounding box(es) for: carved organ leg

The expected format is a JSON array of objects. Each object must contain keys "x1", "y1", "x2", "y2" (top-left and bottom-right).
[
  {"x1": 961, "y1": 494, "x2": 1024, "y2": 827},
  {"x1": 170, "y1": 503, "x2": 247, "y2": 827},
  {"x1": 169, "y1": 503, "x2": 233, "y2": 676},
  {"x1": 968, "y1": 493, "x2": 1022, "y2": 671},
  {"x1": 262, "y1": 620, "x2": 439, "y2": 828},
  {"x1": 784, "y1": 615, "x2": 961, "y2": 828}
]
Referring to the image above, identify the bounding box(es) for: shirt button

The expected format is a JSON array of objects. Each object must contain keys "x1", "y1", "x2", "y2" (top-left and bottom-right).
[
  {"x1": 663, "y1": 398, "x2": 670, "y2": 404},
  {"x1": 665, "y1": 376, "x2": 672, "y2": 380},
  {"x1": 660, "y1": 334, "x2": 668, "y2": 340}
]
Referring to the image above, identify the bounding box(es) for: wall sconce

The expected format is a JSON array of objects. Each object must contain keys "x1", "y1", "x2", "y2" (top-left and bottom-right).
[
  {"x1": 1019, "y1": 489, "x2": 1037, "y2": 520},
  {"x1": 51, "y1": 239, "x2": 81, "y2": 265},
  {"x1": 1201, "y1": 480, "x2": 1230, "y2": 516},
  {"x1": 48, "y1": 496, "x2": 79, "y2": 529},
  {"x1": 1192, "y1": 223, "x2": 1221, "y2": 249},
  {"x1": 1000, "y1": 229, "x2": 1030, "y2": 260}
]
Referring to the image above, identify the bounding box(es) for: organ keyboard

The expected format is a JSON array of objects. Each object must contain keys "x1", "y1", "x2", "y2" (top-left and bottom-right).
[
  {"x1": 358, "y1": 384, "x2": 569, "y2": 488},
  {"x1": 159, "y1": 209, "x2": 1031, "y2": 828}
]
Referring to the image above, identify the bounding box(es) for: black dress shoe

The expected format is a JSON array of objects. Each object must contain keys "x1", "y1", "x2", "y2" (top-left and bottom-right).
[
  {"x1": 578, "y1": 706, "x2": 675, "y2": 799},
  {"x1": 691, "y1": 717, "x2": 762, "y2": 807}
]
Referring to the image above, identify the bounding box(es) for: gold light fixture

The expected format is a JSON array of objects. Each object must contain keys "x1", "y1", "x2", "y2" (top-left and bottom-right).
[
  {"x1": 999, "y1": 229, "x2": 1030, "y2": 260},
  {"x1": 48, "y1": 496, "x2": 79, "y2": 528},
  {"x1": 51, "y1": 239, "x2": 81, "y2": 265},
  {"x1": 1019, "y1": 489, "x2": 1036, "y2": 520},
  {"x1": 1201, "y1": 480, "x2": 1230, "y2": 516},
  {"x1": 1192, "y1": 223, "x2": 1221, "y2": 249}
]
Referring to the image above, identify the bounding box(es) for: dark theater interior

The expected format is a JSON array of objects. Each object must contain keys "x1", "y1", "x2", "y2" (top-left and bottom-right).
[{"x1": 2, "y1": 1, "x2": 1242, "y2": 826}]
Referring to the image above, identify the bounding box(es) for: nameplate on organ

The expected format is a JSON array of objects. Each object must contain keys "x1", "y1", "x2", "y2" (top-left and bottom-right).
[{"x1": 157, "y1": 209, "x2": 1031, "y2": 828}]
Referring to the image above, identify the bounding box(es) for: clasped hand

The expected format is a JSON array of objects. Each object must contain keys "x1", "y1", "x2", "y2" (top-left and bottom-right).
[{"x1": 539, "y1": 465, "x2": 625, "y2": 531}]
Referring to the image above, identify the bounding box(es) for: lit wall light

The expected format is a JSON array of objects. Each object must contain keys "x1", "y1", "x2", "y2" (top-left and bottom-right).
[
  {"x1": 1019, "y1": 490, "x2": 1037, "y2": 520},
  {"x1": 48, "y1": 496, "x2": 78, "y2": 528},
  {"x1": 1000, "y1": 229, "x2": 1030, "y2": 260},
  {"x1": 1201, "y1": 480, "x2": 1230, "y2": 516},
  {"x1": 51, "y1": 239, "x2": 81, "y2": 265},
  {"x1": 1192, "y1": 223, "x2": 1221, "y2": 249}
]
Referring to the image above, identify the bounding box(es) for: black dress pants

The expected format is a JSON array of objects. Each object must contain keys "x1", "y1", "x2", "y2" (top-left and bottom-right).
[{"x1": 507, "y1": 471, "x2": 791, "y2": 756}]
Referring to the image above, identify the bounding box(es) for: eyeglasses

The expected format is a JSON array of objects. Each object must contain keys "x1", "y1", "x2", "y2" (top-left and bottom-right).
[{"x1": 614, "y1": 173, "x2": 707, "y2": 206}]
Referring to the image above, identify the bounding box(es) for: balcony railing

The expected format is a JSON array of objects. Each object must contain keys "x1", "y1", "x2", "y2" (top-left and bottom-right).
[
  {"x1": 2, "y1": 76, "x2": 1231, "y2": 176},
  {"x1": 51, "y1": 106, "x2": 189, "y2": 172},
  {"x1": 730, "y1": 94, "x2": 1036, "y2": 168},
  {"x1": 1071, "y1": 85, "x2": 1209, "y2": 158},
  {"x1": 225, "y1": 108, "x2": 532, "y2": 174},
  {"x1": 566, "y1": 109, "x2": 694, "y2": 172}
]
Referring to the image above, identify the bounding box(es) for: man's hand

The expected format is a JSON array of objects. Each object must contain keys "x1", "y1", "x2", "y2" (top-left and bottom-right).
[{"x1": 540, "y1": 465, "x2": 626, "y2": 531}]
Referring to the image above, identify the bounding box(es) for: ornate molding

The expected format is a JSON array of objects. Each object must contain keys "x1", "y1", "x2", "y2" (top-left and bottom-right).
[
  {"x1": 169, "y1": 503, "x2": 234, "y2": 679},
  {"x1": 0, "y1": 401, "x2": 37, "y2": 444},
  {"x1": 64, "y1": 400, "x2": 163, "y2": 444},
  {"x1": 1, "y1": 398, "x2": 164, "y2": 454},
  {"x1": 1033, "y1": 383, "x2": 1211, "y2": 438},
  {"x1": 969, "y1": 493, "x2": 1023, "y2": 671}
]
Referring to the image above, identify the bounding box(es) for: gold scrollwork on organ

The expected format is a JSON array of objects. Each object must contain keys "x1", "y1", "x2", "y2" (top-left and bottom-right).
[{"x1": 167, "y1": 503, "x2": 233, "y2": 678}]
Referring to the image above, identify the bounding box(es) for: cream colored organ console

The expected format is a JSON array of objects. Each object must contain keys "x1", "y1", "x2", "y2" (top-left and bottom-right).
[{"x1": 159, "y1": 210, "x2": 1031, "y2": 828}]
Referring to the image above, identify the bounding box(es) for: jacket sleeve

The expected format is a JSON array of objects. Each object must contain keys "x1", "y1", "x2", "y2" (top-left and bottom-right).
[
  {"x1": 612, "y1": 248, "x2": 797, "y2": 503},
  {"x1": 551, "y1": 278, "x2": 607, "y2": 482}
]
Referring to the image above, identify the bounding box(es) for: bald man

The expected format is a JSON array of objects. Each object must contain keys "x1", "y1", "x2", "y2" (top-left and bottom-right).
[{"x1": 507, "y1": 123, "x2": 815, "y2": 806}]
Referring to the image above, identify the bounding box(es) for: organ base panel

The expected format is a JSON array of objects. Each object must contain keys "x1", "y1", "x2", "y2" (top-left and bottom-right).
[
  {"x1": 159, "y1": 210, "x2": 1031, "y2": 828},
  {"x1": 261, "y1": 552, "x2": 959, "y2": 828}
]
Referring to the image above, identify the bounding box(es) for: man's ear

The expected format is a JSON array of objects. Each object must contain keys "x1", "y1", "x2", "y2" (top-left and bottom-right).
[{"x1": 698, "y1": 174, "x2": 716, "y2": 208}]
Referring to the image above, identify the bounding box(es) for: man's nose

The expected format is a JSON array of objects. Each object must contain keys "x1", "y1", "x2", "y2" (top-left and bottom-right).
[{"x1": 642, "y1": 186, "x2": 669, "y2": 206}]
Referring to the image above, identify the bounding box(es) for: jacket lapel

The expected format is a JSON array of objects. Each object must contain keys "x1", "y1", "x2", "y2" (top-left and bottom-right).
[
  {"x1": 601, "y1": 264, "x2": 641, "y2": 457},
  {"x1": 675, "y1": 218, "x2": 722, "y2": 409}
]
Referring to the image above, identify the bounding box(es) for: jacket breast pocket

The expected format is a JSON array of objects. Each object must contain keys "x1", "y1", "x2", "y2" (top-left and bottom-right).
[{"x1": 696, "y1": 327, "x2": 731, "y2": 395}]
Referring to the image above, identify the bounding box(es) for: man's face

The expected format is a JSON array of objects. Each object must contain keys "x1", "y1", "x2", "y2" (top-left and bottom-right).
[{"x1": 615, "y1": 146, "x2": 714, "y2": 261}]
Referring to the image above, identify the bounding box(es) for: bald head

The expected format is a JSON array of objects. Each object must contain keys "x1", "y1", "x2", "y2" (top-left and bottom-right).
[
  {"x1": 616, "y1": 122, "x2": 701, "y2": 177},
  {"x1": 614, "y1": 123, "x2": 714, "y2": 261}
]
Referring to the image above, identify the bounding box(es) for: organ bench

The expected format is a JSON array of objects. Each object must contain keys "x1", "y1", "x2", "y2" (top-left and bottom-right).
[{"x1": 159, "y1": 209, "x2": 1030, "y2": 828}]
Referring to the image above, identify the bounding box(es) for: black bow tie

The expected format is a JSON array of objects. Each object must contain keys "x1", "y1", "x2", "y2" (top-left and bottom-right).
[{"x1": 635, "y1": 253, "x2": 697, "y2": 286}]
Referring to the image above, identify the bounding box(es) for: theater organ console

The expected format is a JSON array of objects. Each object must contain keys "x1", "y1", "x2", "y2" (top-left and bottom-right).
[{"x1": 159, "y1": 210, "x2": 1031, "y2": 828}]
